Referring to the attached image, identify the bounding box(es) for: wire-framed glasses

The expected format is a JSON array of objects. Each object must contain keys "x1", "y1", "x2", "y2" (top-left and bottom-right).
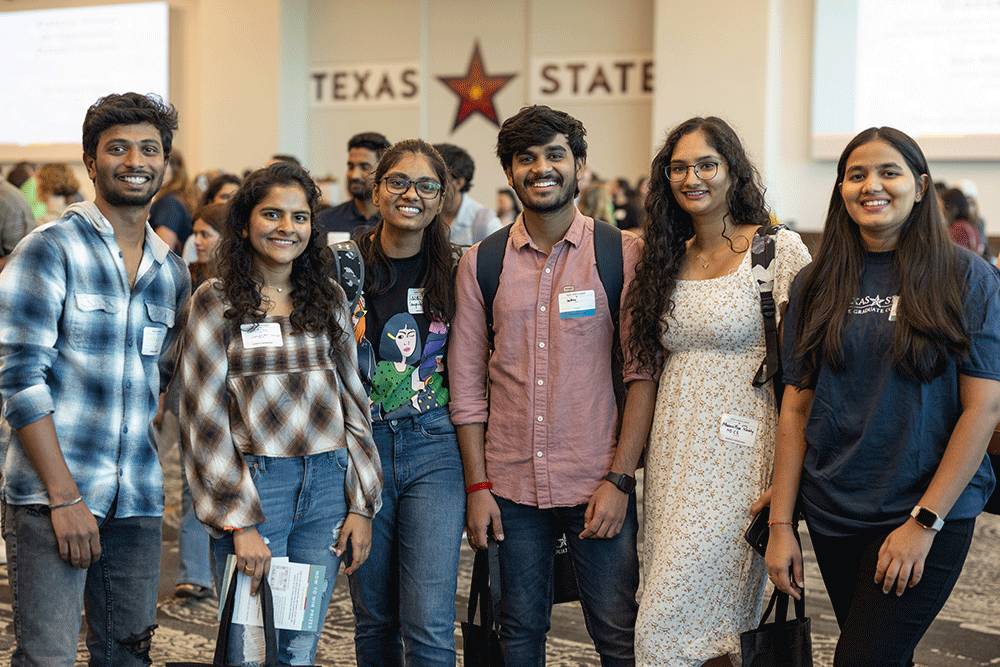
[{"x1": 665, "y1": 161, "x2": 721, "y2": 183}]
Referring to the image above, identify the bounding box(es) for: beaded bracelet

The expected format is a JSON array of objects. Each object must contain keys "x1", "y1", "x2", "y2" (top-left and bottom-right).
[{"x1": 465, "y1": 481, "x2": 493, "y2": 494}]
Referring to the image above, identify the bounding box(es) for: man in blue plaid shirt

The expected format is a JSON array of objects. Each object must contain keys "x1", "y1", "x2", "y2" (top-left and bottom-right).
[{"x1": 0, "y1": 93, "x2": 190, "y2": 666}]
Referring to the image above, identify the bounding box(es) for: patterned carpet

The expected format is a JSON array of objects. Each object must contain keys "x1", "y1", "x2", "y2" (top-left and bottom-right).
[{"x1": 0, "y1": 432, "x2": 996, "y2": 665}]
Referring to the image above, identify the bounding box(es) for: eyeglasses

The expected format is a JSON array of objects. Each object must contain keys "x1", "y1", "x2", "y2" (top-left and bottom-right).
[
  {"x1": 381, "y1": 175, "x2": 443, "y2": 199},
  {"x1": 665, "y1": 161, "x2": 721, "y2": 183}
]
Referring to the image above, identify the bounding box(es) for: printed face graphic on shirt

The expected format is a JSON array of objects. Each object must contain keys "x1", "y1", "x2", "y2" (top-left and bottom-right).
[{"x1": 380, "y1": 313, "x2": 422, "y2": 363}]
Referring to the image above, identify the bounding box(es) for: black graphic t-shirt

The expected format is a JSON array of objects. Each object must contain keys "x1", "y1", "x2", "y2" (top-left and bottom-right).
[{"x1": 358, "y1": 253, "x2": 449, "y2": 421}]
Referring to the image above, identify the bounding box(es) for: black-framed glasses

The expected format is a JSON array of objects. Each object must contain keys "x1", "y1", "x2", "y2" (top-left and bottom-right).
[
  {"x1": 381, "y1": 175, "x2": 443, "y2": 199},
  {"x1": 665, "y1": 161, "x2": 721, "y2": 183}
]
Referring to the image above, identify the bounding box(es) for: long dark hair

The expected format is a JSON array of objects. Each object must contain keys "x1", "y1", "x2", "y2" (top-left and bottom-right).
[
  {"x1": 793, "y1": 127, "x2": 968, "y2": 383},
  {"x1": 358, "y1": 139, "x2": 458, "y2": 323},
  {"x1": 626, "y1": 116, "x2": 770, "y2": 373},
  {"x1": 215, "y1": 162, "x2": 345, "y2": 346}
]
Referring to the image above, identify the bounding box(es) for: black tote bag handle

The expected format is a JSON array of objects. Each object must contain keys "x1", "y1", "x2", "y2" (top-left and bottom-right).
[
  {"x1": 757, "y1": 588, "x2": 806, "y2": 628},
  {"x1": 466, "y1": 537, "x2": 502, "y2": 629},
  {"x1": 212, "y1": 571, "x2": 279, "y2": 666}
]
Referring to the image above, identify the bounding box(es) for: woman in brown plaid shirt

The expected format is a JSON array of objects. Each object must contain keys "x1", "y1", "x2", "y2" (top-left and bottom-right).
[{"x1": 178, "y1": 162, "x2": 383, "y2": 666}]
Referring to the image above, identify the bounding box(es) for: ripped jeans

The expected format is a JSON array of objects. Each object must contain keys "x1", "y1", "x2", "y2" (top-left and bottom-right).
[
  {"x1": 2, "y1": 500, "x2": 161, "y2": 667},
  {"x1": 211, "y1": 449, "x2": 350, "y2": 666}
]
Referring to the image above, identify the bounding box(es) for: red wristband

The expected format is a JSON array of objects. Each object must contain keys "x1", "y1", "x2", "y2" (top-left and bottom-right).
[{"x1": 465, "y1": 481, "x2": 493, "y2": 494}]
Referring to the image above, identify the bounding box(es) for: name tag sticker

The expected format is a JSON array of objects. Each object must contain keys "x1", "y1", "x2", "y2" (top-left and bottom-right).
[
  {"x1": 719, "y1": 413, "x2": 758, "y2": 447},
  {"x1": 557, "y1": 289, "x2": 596, "y2": 319},
  {"x1": 327, "y1": 232, "x2": 350, "y2": 246},
  {"x1": 407, "y1": 288, "x2": 425, "y2": 314},
  {"x1": 141, "y1": 327, "x2": 166, "y2": 356},
  {"x1": 889, "y1": 295, "x2": 899, "y2": 321},
  {"x1": 240, "y1": 323, "x2": 284, "y2": 349}
]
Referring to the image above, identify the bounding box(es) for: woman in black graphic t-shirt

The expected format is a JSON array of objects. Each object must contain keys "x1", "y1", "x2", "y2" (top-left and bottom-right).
[
  {"x1": 348, "y1": 139, "x2": 465, "y2": 665},
  {"x1": 766, "y1": 127, "x2": 1000, "y2": 665}
]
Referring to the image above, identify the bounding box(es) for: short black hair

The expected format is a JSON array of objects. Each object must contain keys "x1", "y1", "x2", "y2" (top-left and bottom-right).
[
  {"x1": 496, "y1": 105, "x2": 587, "y2": 171},
  {"x1": 433, "y1": 143, "x2": 475, "y2": 193},
  {"x1": 82, "y1": 93, "x2": 178, "y2": 159},
  {"x1": 348, "y1": 132, "x2": 391, "y2": 160},
  {"x1": 270, "y1": 153, "x2": 301, "y2": 166}
]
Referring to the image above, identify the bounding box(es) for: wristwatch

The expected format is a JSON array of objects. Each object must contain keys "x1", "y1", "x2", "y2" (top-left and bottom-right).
[
  {"x1": 910, "y1": 505, "x2": 944, "y2": 531},
  {"x1": 604, "y1": 471, "x2": 637, "y2": 494}
]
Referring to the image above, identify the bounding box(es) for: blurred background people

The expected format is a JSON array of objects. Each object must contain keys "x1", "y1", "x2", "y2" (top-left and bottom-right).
[{"x1": 434, "y1": 142, "x2": 501, "y2": 245}]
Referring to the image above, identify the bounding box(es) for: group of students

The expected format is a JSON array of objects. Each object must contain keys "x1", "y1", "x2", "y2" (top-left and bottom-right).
[{"x1": 0, "y1": 91, "x2": 996, "y2": 667}]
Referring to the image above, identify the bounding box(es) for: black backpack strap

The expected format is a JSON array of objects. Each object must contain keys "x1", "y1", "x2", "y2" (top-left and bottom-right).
[
  {"x1": 751, "y1": 224, "x2": 784, "y2": 411},
  {"x1": 593, "y1": 220, "x2": 626, "y2": 417},
  {"x1": 475, "y1": 224, "x2": 513, "y2": 348}
]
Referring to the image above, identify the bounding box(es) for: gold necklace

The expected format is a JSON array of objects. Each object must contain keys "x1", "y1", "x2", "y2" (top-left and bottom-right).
[{"x1": 262, "y1": 284, "x2": 286, "y2": 293}]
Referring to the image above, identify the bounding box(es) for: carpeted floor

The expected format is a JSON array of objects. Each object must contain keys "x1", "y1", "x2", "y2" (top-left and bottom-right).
[{"x1": 0, "y1": 428, "x2": 996, "y2": 665}]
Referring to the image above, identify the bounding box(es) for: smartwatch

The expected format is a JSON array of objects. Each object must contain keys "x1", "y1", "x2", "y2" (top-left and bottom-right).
[
  {"x1": 910, "y1": 505, "x2": 944, "y2": 531},
  {"x1": 604, "y1": 471, "x2": 637, "y2": 494}
]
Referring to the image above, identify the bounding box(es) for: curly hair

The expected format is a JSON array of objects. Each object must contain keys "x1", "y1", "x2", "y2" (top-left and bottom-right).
[
  {"x1": 626, "y1": 116, "x2": 770, "y2": 373},
  {"x1": 82, "y1": 92, "x2": 178, "y2": 159},
  {"x1": 793, "y1": 127, "x2": 967, "y2": 383},
  {"x1": 358, "y1": 139, "x2": 458, "y2": 323},
  {"x1": 214, "y1": 162, "x2": 345, "y2": 347}
]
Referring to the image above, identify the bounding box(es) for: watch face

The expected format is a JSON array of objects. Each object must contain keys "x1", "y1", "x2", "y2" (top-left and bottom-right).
[{"x1": 914, "y1": 507, "x2": 937, "y2": 526}]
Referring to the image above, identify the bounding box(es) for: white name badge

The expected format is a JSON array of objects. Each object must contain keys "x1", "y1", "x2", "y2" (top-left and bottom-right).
[
  {"x1": 889, "y1": 295, "x2": 899, "y2": 321},
  {"x1": 719, "y1": 413, "x2": 758, "y2": 447},
  {"x1": 327, "y1": 232, "x2": 350, "y2": 246},
  {"x1": 407, "y1": 288, "x2": 425, "y2": 314},
  {"x1": 557, "y1": 289, "x2": 596, "y2": 319},
  {"x1": 141, "y1": 327, "x2": 166, "y2": 356},
  {"x1": 240, "y1": 322, "x2": 284, "y2": 349}
]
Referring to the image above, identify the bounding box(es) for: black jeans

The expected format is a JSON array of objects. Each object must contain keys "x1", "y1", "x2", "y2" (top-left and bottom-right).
[{"x1": 809, "y1": 518, "x2": 975, "y2": 667}]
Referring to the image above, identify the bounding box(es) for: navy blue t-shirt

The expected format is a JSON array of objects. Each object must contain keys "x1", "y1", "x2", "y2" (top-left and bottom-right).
[
  {"x1": 782, "y1": 248, "x2": 1000, "y2": 536},
  {"x1": 149, "y1": 194, "x2": 192, "y2": 248}
]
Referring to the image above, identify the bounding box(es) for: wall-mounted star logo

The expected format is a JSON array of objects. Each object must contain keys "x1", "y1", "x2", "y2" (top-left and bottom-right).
[{"x1": 437, "y1": 41, "x2": 517, "y2": 132}]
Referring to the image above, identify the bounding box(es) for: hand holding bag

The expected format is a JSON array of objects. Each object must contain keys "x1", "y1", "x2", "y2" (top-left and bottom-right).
[
  {"x1": 461, "y1": 538, "x2": 504, "y2": 666},
  {"x1": 740, "y1": 589, "x2": 813, "y2": 667},
  {"x1": 166, "y1": 571, "x2": 279, "y2": 667}
]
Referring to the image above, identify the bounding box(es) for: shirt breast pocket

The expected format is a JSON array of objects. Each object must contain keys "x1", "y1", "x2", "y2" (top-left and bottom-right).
[
  {"x1": 142, "y1": 302, "x2": 176, "y2": 357},
  {"x1": 68, "y1": 292, "x2": 122, "y2": 352}
]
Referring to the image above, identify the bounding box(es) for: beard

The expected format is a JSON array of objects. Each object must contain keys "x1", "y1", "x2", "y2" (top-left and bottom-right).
[
  {"x1": 348, "y1": 178, "x2": 370, "y2": 200},
  {"x1": 514, "y1": 173, "x2": 576, "y2": 215},
  {"x1": 98, "y1": 170, "x2": 164, "y2": 208}
]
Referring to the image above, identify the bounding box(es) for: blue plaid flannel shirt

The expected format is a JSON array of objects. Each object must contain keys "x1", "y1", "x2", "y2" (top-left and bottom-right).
[{"x1": 0, "y1": 202, "x2": 190, "y2": 518}]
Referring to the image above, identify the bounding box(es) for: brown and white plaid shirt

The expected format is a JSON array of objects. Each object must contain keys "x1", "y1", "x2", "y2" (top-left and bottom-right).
[{"x1": 178, "y1": 281, "x2": 382, "y2": 533}]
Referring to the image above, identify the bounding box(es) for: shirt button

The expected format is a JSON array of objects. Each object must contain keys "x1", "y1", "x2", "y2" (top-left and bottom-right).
[
  {"x1": 536, "y1": 415, "x2": 544, "y2": 422},
  {"x1": 127, "y1": 339, "x2": 133, "y2": 347},
  {"x1": 537, "y1": 379, "x2": 544, "y2": 386},
  {"x1": 538, "y1": 341, "x2": 545, "y2": 348},
  {"x1": 544, "y1": 268, "x2": 552, "y2": 274},
  {"x1": 125, "y1": 381, "x2": 132, "y2": 389},
  {"x1": 539, "y1": 305, "x2": 546, "y2": 312},
  {"x1": 122, "y1": 425, "x2": 129, "y2": 433},
  {"x1": 536, "y1": 451, "x2": 544, "y2": 458}
]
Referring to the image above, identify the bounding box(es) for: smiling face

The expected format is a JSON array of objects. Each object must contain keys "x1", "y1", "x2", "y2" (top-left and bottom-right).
[
  {"x1": 373, "y1": 152, "x2": 444, "y2": 235},
  {"x1": 84, "y1": 122, "x2": 166, "y2": 209},
  {"x1": 667, "y1": 129, "x2": 731, "y2": 222},
  {"x1": 840, "y1": 139, "x2": 928, "y2": 250},
  {"x1": 192, "y1": 218, "x2": 221, "y2": 263},
  {"x1": 245, "y1": 184, "x2": 312, "y2": 273},
  {"x1": 506, "y1": 134, "x2": 580, "y2": 215}
]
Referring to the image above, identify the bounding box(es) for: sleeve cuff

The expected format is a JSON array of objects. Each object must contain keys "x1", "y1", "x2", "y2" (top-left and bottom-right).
[{"x1": 5, "y1": 384, "x2": 55, "y2": 429}]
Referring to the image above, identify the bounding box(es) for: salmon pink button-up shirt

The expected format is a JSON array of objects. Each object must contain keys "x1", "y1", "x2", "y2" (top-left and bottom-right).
[{"x1": 449, "y1": 211, "x2": 648, "y2": 508}]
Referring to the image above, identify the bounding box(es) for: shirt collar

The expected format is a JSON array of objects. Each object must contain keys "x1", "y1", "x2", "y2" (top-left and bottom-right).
[
  {"x1": 509, "y1": 207, "x2": 589, "y2": 250},
  {"x1": 66, "y1": 200, "x2": 170, "y2": 264}
]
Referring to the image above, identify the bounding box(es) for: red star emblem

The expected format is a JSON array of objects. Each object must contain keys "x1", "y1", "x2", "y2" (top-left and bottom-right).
[{"x1": 437, "y1": 41, "x2": 517, "y2": 132}]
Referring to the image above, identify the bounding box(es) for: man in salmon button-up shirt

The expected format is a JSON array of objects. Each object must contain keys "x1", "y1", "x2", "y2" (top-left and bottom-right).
[{"x1": 449, "y1": 105, "x2": 657, "y2": 666}]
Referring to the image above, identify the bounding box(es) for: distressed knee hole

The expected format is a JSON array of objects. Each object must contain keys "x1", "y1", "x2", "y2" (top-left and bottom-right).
[{"x1": 120, "y1": 624, "x2": 157, "y2": 664}]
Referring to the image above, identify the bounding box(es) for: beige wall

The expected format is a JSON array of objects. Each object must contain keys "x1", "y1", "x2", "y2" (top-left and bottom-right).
[{"x1": 4, "y1": 0, "x2": 999, "y2": 234}]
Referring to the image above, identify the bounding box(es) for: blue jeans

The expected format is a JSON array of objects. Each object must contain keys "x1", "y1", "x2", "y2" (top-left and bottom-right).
[
  {"x1": 494, "y1": 494, "x2": 639, "y2": 667},
  {"x1": 349, "y1": 407, "x2": 466, "y2": 666},
  {"x1": 177, "y1": 469, "x2": 213, "y2": 589},
  {"x1": 211, "y1": 450, "x2": 350, "y2": 666},
  {"x1": 2, "y1": 501, "x2": 161, "y2": 666}
]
